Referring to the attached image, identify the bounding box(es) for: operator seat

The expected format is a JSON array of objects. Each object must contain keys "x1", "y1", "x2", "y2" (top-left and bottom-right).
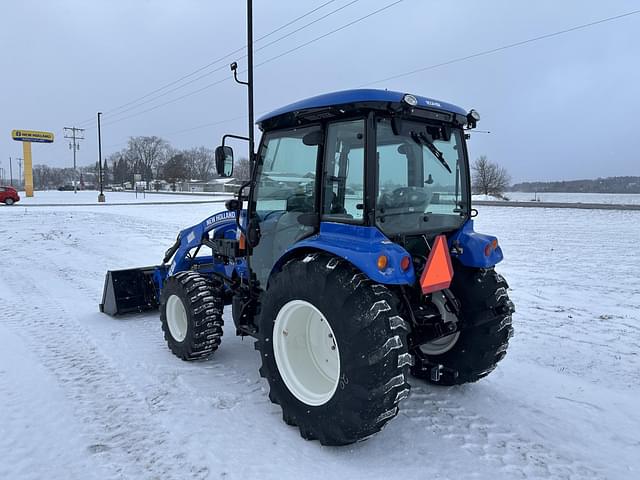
[{"x1": 272, "y1": 193, "x2": 315, "y2": 266}]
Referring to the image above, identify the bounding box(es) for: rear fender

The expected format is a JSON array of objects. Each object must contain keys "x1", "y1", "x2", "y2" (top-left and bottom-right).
[
  {"x1": 448, "y1": 219, "x2": 503, "y2": 268},
  {"x1": 271, "y1": 222, "x2": 416, "y2": 285}
]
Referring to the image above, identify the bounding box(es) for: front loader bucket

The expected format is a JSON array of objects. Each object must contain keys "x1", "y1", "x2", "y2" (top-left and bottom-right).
[{"x1": 100, "y1": 266, "x2": 166, "y2": 316}]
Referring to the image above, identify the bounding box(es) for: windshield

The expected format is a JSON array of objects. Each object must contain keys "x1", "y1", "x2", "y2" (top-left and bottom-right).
[{"x1": 376, "y1": 117, "x2": 468, "y2": 236}]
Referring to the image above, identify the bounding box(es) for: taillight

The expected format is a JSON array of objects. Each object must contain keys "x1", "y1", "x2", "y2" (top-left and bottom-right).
[{"x1": 485, "y1": 239, "x2": 499, "y2": 256}]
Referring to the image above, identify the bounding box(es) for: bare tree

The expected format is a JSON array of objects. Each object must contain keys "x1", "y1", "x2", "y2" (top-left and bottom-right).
[
  {"x1": 472, "y1": 155, "x2": 511, "y2": 197},
  {"x1": 183, "y1": 146, "x2": 215, "y2": 181},
  {"x1": 127, "y1": 136, "x2": 169, "y2": 181},
  {"x1": 234, "y1": 157, "x2": 251, "y2": 181}
]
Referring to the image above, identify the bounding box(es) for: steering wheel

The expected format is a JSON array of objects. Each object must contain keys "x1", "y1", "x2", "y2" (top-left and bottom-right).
[
  {"x1": 286, "y1": 193, "x2": 314, "y2": 212},
  {"x1": 380, "y1": 187, "x2": 429, "y2": 210}
]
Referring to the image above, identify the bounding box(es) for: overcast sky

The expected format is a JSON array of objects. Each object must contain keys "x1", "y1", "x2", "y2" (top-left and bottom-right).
[{"x1": 1, "y1": 0, "x2": 639, "y2": 182}]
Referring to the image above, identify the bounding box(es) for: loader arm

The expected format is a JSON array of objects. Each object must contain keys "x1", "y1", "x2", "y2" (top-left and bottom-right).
[
  {"x1": 100, "y1": 209, "x2": 240, "y2": 316},
  {"x1": 166, "y1": 210, "x2": 238, "y2": 276}
]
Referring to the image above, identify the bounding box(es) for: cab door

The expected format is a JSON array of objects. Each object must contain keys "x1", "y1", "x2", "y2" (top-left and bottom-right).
[{"x1": 249, "y1": 126, "x2": 322, "y2": 287}]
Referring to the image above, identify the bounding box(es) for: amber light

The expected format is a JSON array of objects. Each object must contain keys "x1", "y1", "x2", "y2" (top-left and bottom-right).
[
  {"x1": 377, "y1": 255, "x2": 389, "y2": 271},
  {"x1": 484, "y1": 238, "x2": 499, "y2": 256},
  {"x1": 238, "y1": 233, "x2": 246, "y2": 251},
  {"x1": 400, "y1": 256, "x2": 411, "y2": 271}
]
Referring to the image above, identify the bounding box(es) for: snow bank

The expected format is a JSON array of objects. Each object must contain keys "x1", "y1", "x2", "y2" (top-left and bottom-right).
[{"x1": 472, "y1": 194, "x2": 506, "y2": 201}]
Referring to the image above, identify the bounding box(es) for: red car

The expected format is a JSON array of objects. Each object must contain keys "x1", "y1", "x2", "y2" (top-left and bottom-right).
[{"x1": 0, "y1": 186, "x2": 20, "y2": 205}]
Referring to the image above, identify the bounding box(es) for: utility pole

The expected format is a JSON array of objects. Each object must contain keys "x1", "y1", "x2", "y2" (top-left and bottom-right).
[
  {"x1": 64, "y1": 127, "x2": 85, "y2": 193},
  {"x1": 247, "y1": 0, "x2": 255, "y2": 163},
  {"x1": 17, "y1": 158, "x2": 23, "y2": 189},
  {"x1": 9, "y1": 157, "x2": 13, "y2": 186},
  {"x1": 97, "y1": 112, "x2": 105, "y2": 202}
]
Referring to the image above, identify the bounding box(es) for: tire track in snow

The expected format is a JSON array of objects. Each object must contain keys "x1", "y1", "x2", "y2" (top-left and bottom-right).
[
  {"x1": 401, "y1": 385, "x2": 605, "y2": 480},
  {"x1": 1, "y1": 229, "x2": 270, "y2": 479},
  {"x1": 0, "y1": 261, "x2": 213, "y2": 480}
]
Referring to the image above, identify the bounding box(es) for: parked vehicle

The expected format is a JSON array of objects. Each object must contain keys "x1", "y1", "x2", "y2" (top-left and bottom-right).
[{"x1": 0, "y1": 186, "x2": 20, "y2": 205}]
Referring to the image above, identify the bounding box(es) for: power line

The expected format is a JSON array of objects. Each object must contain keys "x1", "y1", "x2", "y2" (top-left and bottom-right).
[
  {"x1": 360, "y1": 8, "x2": 640, "y2": 87},
  {"x1": 77, "y1": 0, "x2": 343, "y2": 126},
  {"x1": 97, "y1": 6, "x2": 638, "y2": 154},
  {"x1": 101, "y1": 77, "x2": 232, "y2": 128},
  {"x1": 253, "y1": 0, "x2": 360, "y2": 56},
  {"x1": 91, "y1": 0, "x2": 362, "y2": 126},
  {"x1": 98, "y1": 0, "x2": 403, "y2": 129},
  {"x1": 255, "y1": 0, "x2": 402, "y2": 68},
  {"x1": 104, "y1": 114, "x2": 249, "y2": 150}
]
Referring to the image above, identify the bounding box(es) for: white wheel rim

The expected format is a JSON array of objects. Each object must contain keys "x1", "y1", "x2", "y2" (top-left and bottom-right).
[
  {"x1": 419, "y1": 332, "x2": 460, "y2": 356},
  {"x1": 273, "y1": 300, "x2": 340, "y2": 407},
  {"x1": 166, "y1": 294, "x2": 188, "y2": 342}
]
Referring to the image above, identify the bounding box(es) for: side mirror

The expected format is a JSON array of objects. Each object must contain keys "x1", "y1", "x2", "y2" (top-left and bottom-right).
[
  {"x1": 215, "y1": 146, "x2": 234, "y2": 177},
  {"x1": 225, "y1": 198, "x2": 240, "y2": 211}
]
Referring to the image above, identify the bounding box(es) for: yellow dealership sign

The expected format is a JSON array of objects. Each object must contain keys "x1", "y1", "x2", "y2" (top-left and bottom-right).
[
  {"x1": 11, "y1": 129, "x2": 54, "y2": 197},
  {"x1": 12, "y1": 129, "x2": 54, "y2": 143}
]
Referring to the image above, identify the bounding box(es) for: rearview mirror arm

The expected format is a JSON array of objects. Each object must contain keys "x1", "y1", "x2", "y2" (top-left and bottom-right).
[{"x1": 222, "y1": 134, "x2": 250, "y2": 148}]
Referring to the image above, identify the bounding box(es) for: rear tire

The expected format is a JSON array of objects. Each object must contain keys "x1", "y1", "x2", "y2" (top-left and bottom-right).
[
  {"x1": 411, "y1": 265, "x2": 514, "y2": 386},
  {"x1": 257, "y1": 253, "x2": 412, "y2": 446},
  {"x1": 160, "y1": 271, "x2": 224, "y2": 361},
  {"x1": 5, "y1": 198, "x2": 14, "y2": 205}
]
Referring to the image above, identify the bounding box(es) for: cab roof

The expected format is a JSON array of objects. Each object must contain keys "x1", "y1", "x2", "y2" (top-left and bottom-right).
[{"x1": 257, "y1": 89, "x2": 468, "y2": 129}]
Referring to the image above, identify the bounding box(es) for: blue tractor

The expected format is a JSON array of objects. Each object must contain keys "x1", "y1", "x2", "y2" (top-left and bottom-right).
[
  {"x1": 100, "y1": 88, "x2": 514, "y2": 445},
  {"x1": 100, "y1": 1, "x2": 513, "y2": 445}
]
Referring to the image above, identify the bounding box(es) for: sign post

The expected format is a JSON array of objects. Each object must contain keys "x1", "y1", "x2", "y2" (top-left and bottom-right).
[{"x1": 11, "y1": 129, "x2": 54, "y2": 197}]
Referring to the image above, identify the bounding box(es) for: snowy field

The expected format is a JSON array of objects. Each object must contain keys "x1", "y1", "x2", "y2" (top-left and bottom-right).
[
  {"x1": 5, "y1": 190, "x2": 228, "y2": 205},
  {"x1": 504, "y1": 191, "x2": 640, "y2": 205},
  {"x1": 1, "y1": 199, "x2": 639, "y2": 480}
]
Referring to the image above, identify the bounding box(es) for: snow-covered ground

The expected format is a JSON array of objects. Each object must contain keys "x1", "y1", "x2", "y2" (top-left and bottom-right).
[
  {"x1": 504, "y1": 191, "x2": 640, "y2": 205},
  {"x1": 6, "y1": 190, "x2": 228, "y2": 205},
  {"x1": 472, "y1": 194, "x2": 505, "y2": 201},
  {"x1": 1, "y1": 200, "x2": 638, "y2": 480}
]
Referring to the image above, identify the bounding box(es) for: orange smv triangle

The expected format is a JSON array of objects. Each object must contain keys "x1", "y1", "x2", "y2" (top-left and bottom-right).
[{"x1": 420, "y1": 234, "x2": 454, "y2": 295}]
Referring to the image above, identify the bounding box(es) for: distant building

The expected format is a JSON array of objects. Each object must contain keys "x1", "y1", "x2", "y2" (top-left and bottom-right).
[{"x1": 177, "y1": 178, "x2": 240, "y2": 193}]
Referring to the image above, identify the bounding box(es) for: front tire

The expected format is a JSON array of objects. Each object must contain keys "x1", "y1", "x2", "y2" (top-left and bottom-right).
[
  {"x1": 5, "y1": 198, "x2": 14, "y2": 205},
  {"x1": 411, "y1": 265, "x2": 515, "y2": 386},
  {"x1": 160, "y1": 271, "x2": 224, "y2": 361},
  {"x1": 257, "y1": 253, "x2": 413, "y2": 446}
]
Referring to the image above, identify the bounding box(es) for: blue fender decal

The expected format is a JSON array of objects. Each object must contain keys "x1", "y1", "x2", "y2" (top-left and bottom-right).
[
  {"x1": 448, "y1": 219, "x2": 503, "y2": 268},
  {"x1": 276, "y1": 222, "x2": 416, "y2": 285}
]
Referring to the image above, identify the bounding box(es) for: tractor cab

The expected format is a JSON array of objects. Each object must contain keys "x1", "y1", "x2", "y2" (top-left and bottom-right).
[{"x1": 218, "y1": 89, "x2": 477, "y2": 287}]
